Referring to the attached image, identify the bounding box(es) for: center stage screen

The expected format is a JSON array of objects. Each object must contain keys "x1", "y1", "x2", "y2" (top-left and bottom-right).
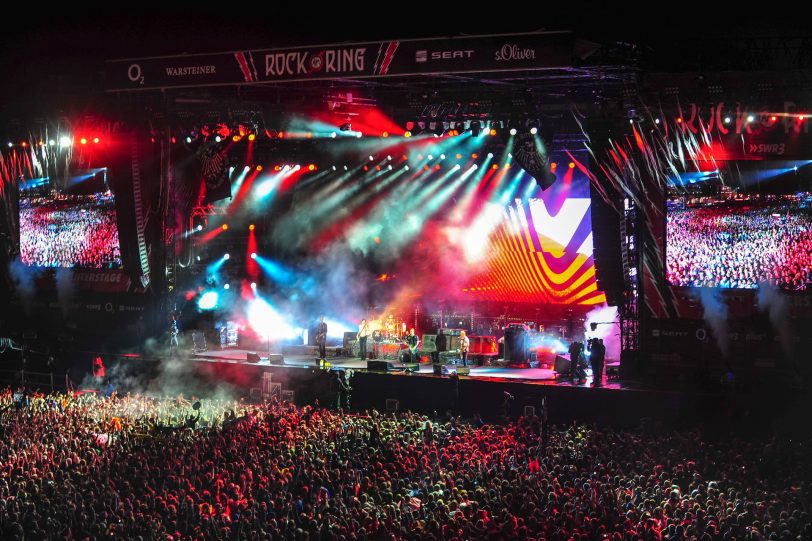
[{"x1": 462, "y1": 159, "x2": 605, "y2": 305}]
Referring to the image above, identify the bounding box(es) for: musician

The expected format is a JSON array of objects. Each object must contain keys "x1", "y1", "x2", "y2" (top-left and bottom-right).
[
  {"x1": 316, "y1": 316, "x2": 327, "y2": 360},
  {"x1": 358, "y1": 318, "x2": 370, "y2": 359},
  {"x1": 404, "y1": 328, "x2": 420, "y2": 363},
  {"x1": 169, "y1": 314, "x2": 180, "y2": 356},
  {"x1": 459, "y1": 330, "x2": 470, "y2": 367},
  {"x1": 384, "y1": 314, "x2": 396, "y2": 340}
]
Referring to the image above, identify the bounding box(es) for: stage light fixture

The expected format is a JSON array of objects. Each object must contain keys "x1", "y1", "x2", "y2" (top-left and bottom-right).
[
  {"x1": 80, "y1": 137, "x2": 88, "y2": 145},
  {"x1": 747, "y1": 115, "x2": 755, "y2": 122},
  {"x1": 332, "y1": 165, "x2": 337, "y2": 171},
  {"x1": 215, "y1": 135, "x2": 222, "y2": 142},
  {"x1": 250, "y1": 282, "x2": 257, "y2": 289},
  {"x1": 232, "y1": 135, "x2": 241, "y2": 142},
  {"x1": 569, "y1": 162, "x2": 576, "y2": 169},
  {"x1": 48, "y1": 139, "x2": 56, "y2": 146},
  {"x1": 186, "y1": 136, "x2": 192, "y2": 143},
  {"x1": 248, "y1": 133, "x2": 256, "y2": 141},
  {"x1": 369, "y1": 155, "x2": 374, "y2": 161},
  {"x1": 770, "y1": 115, "x2": 777, "y2": 122},
  {"x1": 256, "y1": 165, "x2": 263, "y2": 172},
  {"x1": 530, "y1": 126, "x2": 538, "y2": 134},
  {"x1": 222, "y1": 224, "x2": 229, "y2": 231},
  {"x1": 382, "y1": 131, "x2": 389, "y2": 138},
  {"x1": 6, "y1": 143, "x2": 11, "y2": 148},
  {"x1": 21, "y1": 141, "x2": 27, "y2": 147},
  {"x1": 249, "y1": 224, "x2": 255, "y2": 231},
  {"x1": 224, "y1": 253, "x2": 230, "y2": 260},
  {"x1": 655, "y1": 118, "x2": 661, "y2": 124},
  {"x1": 308, "y1": 164, "x2": 316, "y2": 171},
  {"x1": 404, "y1": 131, "x2": 412, "y2": 137},
  {"x1": 251, "y1": 252, "x2": 257, "y2": 259},
  {"x1": 224, "y1": 284, "x2": 230, "y2": 290},
  {"x1": 330, "y1": 132, "x2": 337, "y2": 138},
  {"x1": 487, "y1": 152, "x2": 494, "y2": 158},
  {"x1": 440, "y1": 154, "x2": 446, "y2": 160},
  {"x1": 724, "y1": 116, "x2": 731, "y2": 124},
  {"x1": 509, "y1": 128, "x2": 517, "y2": 135},
  {"x1": 197, "y1": 225, "x2": 203, "y2": 231}
]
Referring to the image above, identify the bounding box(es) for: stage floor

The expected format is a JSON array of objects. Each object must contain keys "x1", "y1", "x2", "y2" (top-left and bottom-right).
[{"x1": 192, "y1": 348, "x2": 623, "y2": 389}]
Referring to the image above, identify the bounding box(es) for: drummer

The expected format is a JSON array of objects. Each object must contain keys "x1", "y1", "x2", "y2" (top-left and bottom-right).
[{"x1": 384, "y1": 313, "x2": 397, "y2": 339}]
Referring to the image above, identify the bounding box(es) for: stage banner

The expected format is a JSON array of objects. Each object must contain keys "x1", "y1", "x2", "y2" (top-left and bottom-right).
[{"x1": 106, "y1": 32, "x2": 574, "y2": 91}]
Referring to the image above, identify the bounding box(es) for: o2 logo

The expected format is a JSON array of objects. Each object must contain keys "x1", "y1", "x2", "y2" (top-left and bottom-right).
[{"x1": 127, "y1": 64, "x2": 145, "y2": 85}]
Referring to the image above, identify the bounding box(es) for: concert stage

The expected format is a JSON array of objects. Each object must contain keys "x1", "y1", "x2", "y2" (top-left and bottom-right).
[
  {"x1": 100, "y1": 345, "x2": 809, "y2": 432},
  {"x1": 191, "y1": 347, "x2": 608, "y2": 384}
]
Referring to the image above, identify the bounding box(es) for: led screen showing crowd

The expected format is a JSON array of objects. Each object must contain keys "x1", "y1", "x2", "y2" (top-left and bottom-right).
[
  {"x1": 19, "y1": 171, "x2": 122, "y2": 269},
  {"x1": 666, "y1": 166, "x2": 812, "y2": 290}
]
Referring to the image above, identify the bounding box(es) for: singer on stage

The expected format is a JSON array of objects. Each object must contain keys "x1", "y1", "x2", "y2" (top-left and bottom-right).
[
  {"x1": 358, "y1": 318, "x2": 370, "y2": 359},
  {"x1": 316, "y1": 316, "x2": 327, "y2": 360}
]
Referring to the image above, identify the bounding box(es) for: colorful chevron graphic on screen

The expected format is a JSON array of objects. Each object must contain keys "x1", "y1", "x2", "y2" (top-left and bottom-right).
[{"x1": 463, "y1": 198, "x2": 606, "y2": 305}]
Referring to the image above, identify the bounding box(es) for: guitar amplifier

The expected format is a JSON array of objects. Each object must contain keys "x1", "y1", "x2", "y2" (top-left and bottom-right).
[
  {"x1": 343, "y1": 332, "x2": 357, "y2": 354},
  {"x1": 421, "y1": 334, "x2": 437, "y2": 352},
  {"x1": 436, "y1": 333, "x2": 461, "y2": 352},
  {"x1": 192, "y1": 331, "x2": 207, "y2": 352}
]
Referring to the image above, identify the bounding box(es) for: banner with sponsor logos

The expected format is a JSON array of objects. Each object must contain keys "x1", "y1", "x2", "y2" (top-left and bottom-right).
[{"x1": 106, "y1": 32, "x2": 574, "y2": 91}]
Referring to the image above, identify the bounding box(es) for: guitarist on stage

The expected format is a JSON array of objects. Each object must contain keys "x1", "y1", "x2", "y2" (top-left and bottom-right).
[
  {"x1": 404, "y1": 328, "x2": 420, "y2": 363},
  {"x1": 316, "y1": 316, "x2": 327, "y2": 360}
]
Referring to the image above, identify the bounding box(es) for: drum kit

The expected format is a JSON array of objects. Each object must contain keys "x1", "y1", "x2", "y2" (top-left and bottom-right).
[{"x1": 346, "y1": 315, "x2": 409, "y2": 359}]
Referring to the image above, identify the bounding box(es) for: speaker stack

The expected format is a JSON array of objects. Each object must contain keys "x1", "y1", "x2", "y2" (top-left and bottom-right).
[{"x1": 504, "y1": 324, "x2": 530, "y2": 368}]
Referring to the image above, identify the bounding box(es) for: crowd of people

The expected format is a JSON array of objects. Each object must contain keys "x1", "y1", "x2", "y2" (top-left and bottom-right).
[
  {"x1": 667, "y1": 198, "x2": 812, "y2": 289},
  {"x1": 20, "y1": 191, "x2": 122, "y2": 269},
  {"x1": 1, "y1": 388, "x2": 809, "y2": 540}
]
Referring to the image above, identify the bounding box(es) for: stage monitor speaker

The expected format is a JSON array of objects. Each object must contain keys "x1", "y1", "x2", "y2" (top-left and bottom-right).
[
  {"x1": 504, "y1": 327, "x2": 529, "y2": 363},
  {"x1": 368, "y1": 360, "x2": 394, "y2": 371},
  {"x1": 268, "y1": 354, "x2": 284, "y2": 364},
  {"x1": 554, "y1": 355, "x2": 571, "y2": 374},
  {"x1": 421, "y1": 334, "x2": 437, "y2": 352},
  {"x1": 246, "y1": 352, "x2": 261, "y2": 363}
]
